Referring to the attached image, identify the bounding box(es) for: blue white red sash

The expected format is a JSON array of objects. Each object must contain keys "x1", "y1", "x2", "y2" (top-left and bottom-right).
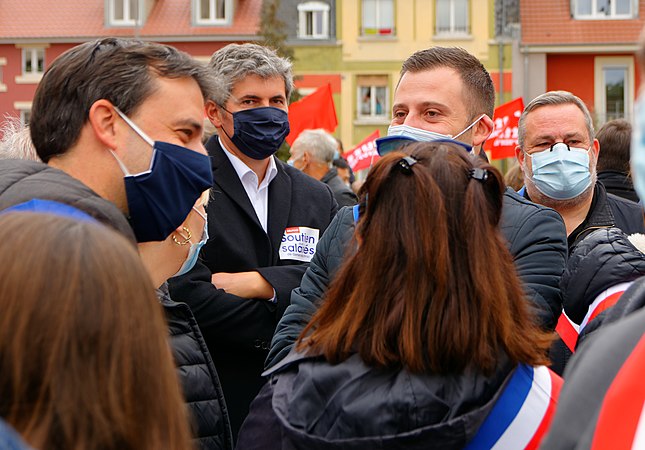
[
  {"x1": 579, "y1": 282, "x2": 633, "y2": 333},
  {"x1": 464, "y1": 364, "x2": 562, "y2": 449},
  {"x1": 556, "y1": 282, "x2": 633, "y2": 352}
]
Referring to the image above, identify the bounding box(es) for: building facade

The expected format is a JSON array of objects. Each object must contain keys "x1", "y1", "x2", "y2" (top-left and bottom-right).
[
  {"x1": 282, "y1": 0, "x2": 507, "y2": 151},
  {"x1": 514, "y1": 0, "x2": 645, "y2": 126},
  {"x1": 0, "y1": 0, "x2": 261, "y2": 126}
]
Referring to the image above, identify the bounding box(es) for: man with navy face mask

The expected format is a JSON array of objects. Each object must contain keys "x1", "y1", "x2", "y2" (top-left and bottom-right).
[{"x1": 168, "y1": 43, "x2": 338, "y2": 440}]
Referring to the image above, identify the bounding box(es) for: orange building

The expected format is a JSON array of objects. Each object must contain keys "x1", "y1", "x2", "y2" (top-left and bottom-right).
[
  {"x1": 513, "y1": 0, "x2": 645, "y2": 126},
  {"x1": 0, "y1": 0, "x2": 261, "y2": 125}
]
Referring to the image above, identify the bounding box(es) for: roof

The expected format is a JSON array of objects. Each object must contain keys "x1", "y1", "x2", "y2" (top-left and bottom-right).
[
  {"x1": 0, "y1": 0, "x2": 261, "y2": 41},
  {"x1": 521, "y1": 0, "x2": 645, "y2": 46}
]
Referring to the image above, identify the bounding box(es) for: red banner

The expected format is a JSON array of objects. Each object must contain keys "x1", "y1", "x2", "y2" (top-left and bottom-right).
[
  {"x1": 484, "y1": 97, "x2": 524, "y2": 160},
  {"x1": 345, "y1": 130, "x2": 381, "y2": 172},
  {"x1": 286, "y1": 83, "x2": 338, "y2": 146}
]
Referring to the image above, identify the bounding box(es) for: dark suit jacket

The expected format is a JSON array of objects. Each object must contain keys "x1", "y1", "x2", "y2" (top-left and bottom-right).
[{"x1": 168, "y1": 137, "x2": 338, "y2": 439}]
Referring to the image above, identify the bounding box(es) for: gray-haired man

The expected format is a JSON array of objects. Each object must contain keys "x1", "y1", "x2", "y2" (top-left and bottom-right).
[
  {"x1": 288, "y1": 129, "x2": 358, "y2": 207},
  {"x1": 168, "y1": 43, "x2": 338, "y2": 439}
]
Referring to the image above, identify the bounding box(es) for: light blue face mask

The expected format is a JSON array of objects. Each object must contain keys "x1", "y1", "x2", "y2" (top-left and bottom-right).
[
  {"x1": 386, "y1": 114, "x2": 486, "y2": 148},
  {"x1": 171, "y1": 207, "x2": 209, "y2": 278},
  {"x1": 527, "y1": 142, "x2": 592, "y2": 200},
  {"x1": 631, "y1": 95, "x2": 645, "y2": 203}
]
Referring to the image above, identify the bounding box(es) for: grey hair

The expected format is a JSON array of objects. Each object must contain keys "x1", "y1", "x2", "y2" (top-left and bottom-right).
[
  {"x1": 518, "y1": 90, "x2": 595, "y2": 149},
  {"x1": 207, "y1": 43, "x2": 294, "y2": 105},
  {"x1": 291, "y1": 129, "x2": 337, "y2": 165},
  {"x1": 0, "y1": 117, "x2": 40, "y2": 161}
]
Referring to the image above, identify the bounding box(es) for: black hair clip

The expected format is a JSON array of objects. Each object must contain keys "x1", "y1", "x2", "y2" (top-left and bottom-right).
[
  {"x1": 397, "y1": 156, "x2": 418, "y2": 175},
  {"x1": 469, "y1": 168, "x2": 488, "y2": 182}
]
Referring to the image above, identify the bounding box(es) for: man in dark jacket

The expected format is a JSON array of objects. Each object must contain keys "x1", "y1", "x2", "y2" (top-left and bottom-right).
[
  {"x1": 168, "y1": 43, "x2": 338, "y2": 440},
  {"x1": 266, "y1": 47, "x2": 568, "y2": 369},
  {"x1": 0, "y1": 38, "x2": 232, "y2": 449},
  {"x1": 288, "y1": 129, "x2": 358, "y2": 207},
  {"x1": 516, "y1": 91, "x2": 645, "y2": 249},
  {"x1": 596, "y1": 118, "x2": 639, "y2": 203},
  {"x1": 515, "y1": 90, "x2": 645, "y2": 374}
]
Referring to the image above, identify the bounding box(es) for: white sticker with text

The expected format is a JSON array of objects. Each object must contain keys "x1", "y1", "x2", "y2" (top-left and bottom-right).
[{"x1": 279, "y1": 226, "x2": 319, "y2": 262}]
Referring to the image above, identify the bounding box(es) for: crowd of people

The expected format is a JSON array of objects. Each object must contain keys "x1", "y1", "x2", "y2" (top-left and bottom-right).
[{"x1": 1, "y1": 29, "x2": 645, "y2": 450}]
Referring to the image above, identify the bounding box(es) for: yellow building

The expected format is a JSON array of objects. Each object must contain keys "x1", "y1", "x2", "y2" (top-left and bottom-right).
[{"x1": 290, "y1": 0, "x2": 505, "y2": 151}]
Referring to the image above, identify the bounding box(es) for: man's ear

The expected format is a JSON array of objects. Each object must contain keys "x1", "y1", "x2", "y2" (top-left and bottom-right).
[
  {"x1": 206, "y1": 100, "x2": 224, "y2": 129},
  {"x1": 592, "y1": 138, "x2": 600, "y2": 160},
  {"x1": 515, "y1": 145, "x2": 526, "y2": 173},
  {"x1": 88, "y1": 99, "x2": 119, "y2": 150},
  {"x1": 472, "y1": 114, "x2": 494, "y2": 147}
]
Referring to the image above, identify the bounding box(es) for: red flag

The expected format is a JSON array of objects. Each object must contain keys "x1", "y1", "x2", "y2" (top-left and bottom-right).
[
  {"x1": 344, "y1": 130, "x2": 380, "y2": 172},
  {"x1": 484, "y1": 97, "x2": 524, "y2": 160},
  {"x1": 286, "y1": 83, "x2": 338, "y2": 146}
]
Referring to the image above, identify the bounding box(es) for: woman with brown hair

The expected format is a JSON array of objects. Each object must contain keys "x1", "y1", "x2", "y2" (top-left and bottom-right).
[
  {"x1": 0, "y1": 212, "x2": 193, "y2": 450},
  {"x1": 237, "y1": 141, "x2": 560, "y2": 449}
]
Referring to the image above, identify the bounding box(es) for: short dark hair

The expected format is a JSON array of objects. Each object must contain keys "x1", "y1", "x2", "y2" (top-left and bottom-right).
[
  {"x1": 400, "y1": 47, "x2": 495, "y2": 119},
  {"x1": 332, "y1": 158, "x2": 350, "y2": 170},
  {"x1": 30, "y1": 37, "x2": 217, "y2": 163},
  {"x1": 596, "y1": 119, "x2": 632, "y2": 173}
]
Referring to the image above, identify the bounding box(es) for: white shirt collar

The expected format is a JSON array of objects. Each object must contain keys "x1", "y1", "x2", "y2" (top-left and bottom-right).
[{"x1": 219, "y1": 136, "x2": 278, "y2": 189}]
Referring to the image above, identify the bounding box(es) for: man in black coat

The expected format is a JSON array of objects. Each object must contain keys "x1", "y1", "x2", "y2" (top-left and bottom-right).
[
  {"x1": 0, "y1": 38, "x2": 232, "y2": 449},
  {"x1": 168, "y1": 43, "x2": 338, "y2": 440},
  {"x1": 266, "y1": 47, "x2": 568, "y2": 370},
  {"x1": 515, "y1": 90, "x2": 645, "y2": 374},
  {"x1": 516, "y1": 91, "x2": 645, "y2": 250},
  {"x1": 596, "y1": 118, "x2": 639, "y2": 203}
]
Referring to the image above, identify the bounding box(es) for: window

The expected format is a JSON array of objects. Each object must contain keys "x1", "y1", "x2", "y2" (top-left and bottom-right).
[
  {"x1": 22, "y1": 48, "x2": 44, "y2": 76},
  {"x1": 594, "y1": 56, "x2": 634, "y2": 125},
  {"x1": 573, "y1": 0, "x2": 635, "y2": 19},
  {"x1": 195, "y1": 0, "x2": 231, "y2": 25},
  {"x1": 109, "y1": 0, "x2": 138, "y2": 25},
  {"x1": 298, "y1": 2, "x2": 330, "y2": 39},
  {"x1": 436, "y1": 0, "x2": 470, "y2": 36},
  {"x1": 357, "y1": 76, "x2": 389, "y2": 120},
  {"x1": 14, "y1": 102, "x2": 32, "y2": 126},
  {"x1": 361, "y1": 0, "x2": 394, "y2": 36},
  {"x1": 0, "y1": 57, "x2": 6, "y2": 92}
]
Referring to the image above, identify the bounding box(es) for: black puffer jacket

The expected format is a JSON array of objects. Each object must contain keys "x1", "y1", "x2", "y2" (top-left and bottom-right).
[
  {"x1": 240, "y1": 352, "x2": 515, "y2": 450},
  {"x1": 562, "y1": 227, "x2": 645, "y2": 325},
  {"x1": 549, "y1": 228, "x2": 645, "y2": 375},
  {"x1": 158, "y1": 286, "x2": 233, "y2": 450}
]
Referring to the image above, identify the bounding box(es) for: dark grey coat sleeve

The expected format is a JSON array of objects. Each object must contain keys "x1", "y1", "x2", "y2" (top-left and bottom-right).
[
  {"x1": 501, "y1": 189, "x2": 568, "y2": 330},
  {"x1": 265, "y1": 206, "x2": 356, "y2": 369}
]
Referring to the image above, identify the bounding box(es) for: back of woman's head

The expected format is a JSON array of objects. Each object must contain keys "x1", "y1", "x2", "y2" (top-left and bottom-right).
[
  {"x1": 0, "y1": 213, "x2": 192, "y2": 450},
  {"x1": 299, "y1": 142, "x2": 551, "y2": 375}
]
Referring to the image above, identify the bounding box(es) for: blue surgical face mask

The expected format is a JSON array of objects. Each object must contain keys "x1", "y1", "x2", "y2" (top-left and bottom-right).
[
  {"x1": 111, "y1": 107, "x2": 213, "y2": 243},
  {"x1": 171, "y1": 207, "x2": 209, "y2": 278},
  {"x1": 527, "y1": 142, "x2": 592, "y2": 200},
  {"x1": 386, "y1": 114, "x2": 486, "y2": 149},
  {"x1": 221, "y1": 106, "x2": 290, "y2": 160},
  {"x1": 631, "y1": 95, "x2": 645, "y2": 203}
]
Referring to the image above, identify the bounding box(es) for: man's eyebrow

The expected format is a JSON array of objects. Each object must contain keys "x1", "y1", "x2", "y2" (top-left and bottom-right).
[
  {"x1": 172, "y1": 119, "x2": 203, "y2": 133},
  {"x1": 392, "y1": 100, "x2": 448, "y2": 110}
]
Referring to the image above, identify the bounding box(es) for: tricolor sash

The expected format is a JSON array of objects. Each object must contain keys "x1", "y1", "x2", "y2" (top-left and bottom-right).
[
  {"x1": 556, "y1": 282, "x2": 633, "y2": 353},
  {"x1": 465, "y1": 364, "x2": 562, "y2": 449}
]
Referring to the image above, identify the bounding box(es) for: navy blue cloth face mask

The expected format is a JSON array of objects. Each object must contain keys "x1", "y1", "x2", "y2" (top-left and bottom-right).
[
  {"x1": 222, "y1": 106, "x2": 290, "y2": 160},
  {"x1": 111, "y1": 106, "x2": 213, "y2": 243}
]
